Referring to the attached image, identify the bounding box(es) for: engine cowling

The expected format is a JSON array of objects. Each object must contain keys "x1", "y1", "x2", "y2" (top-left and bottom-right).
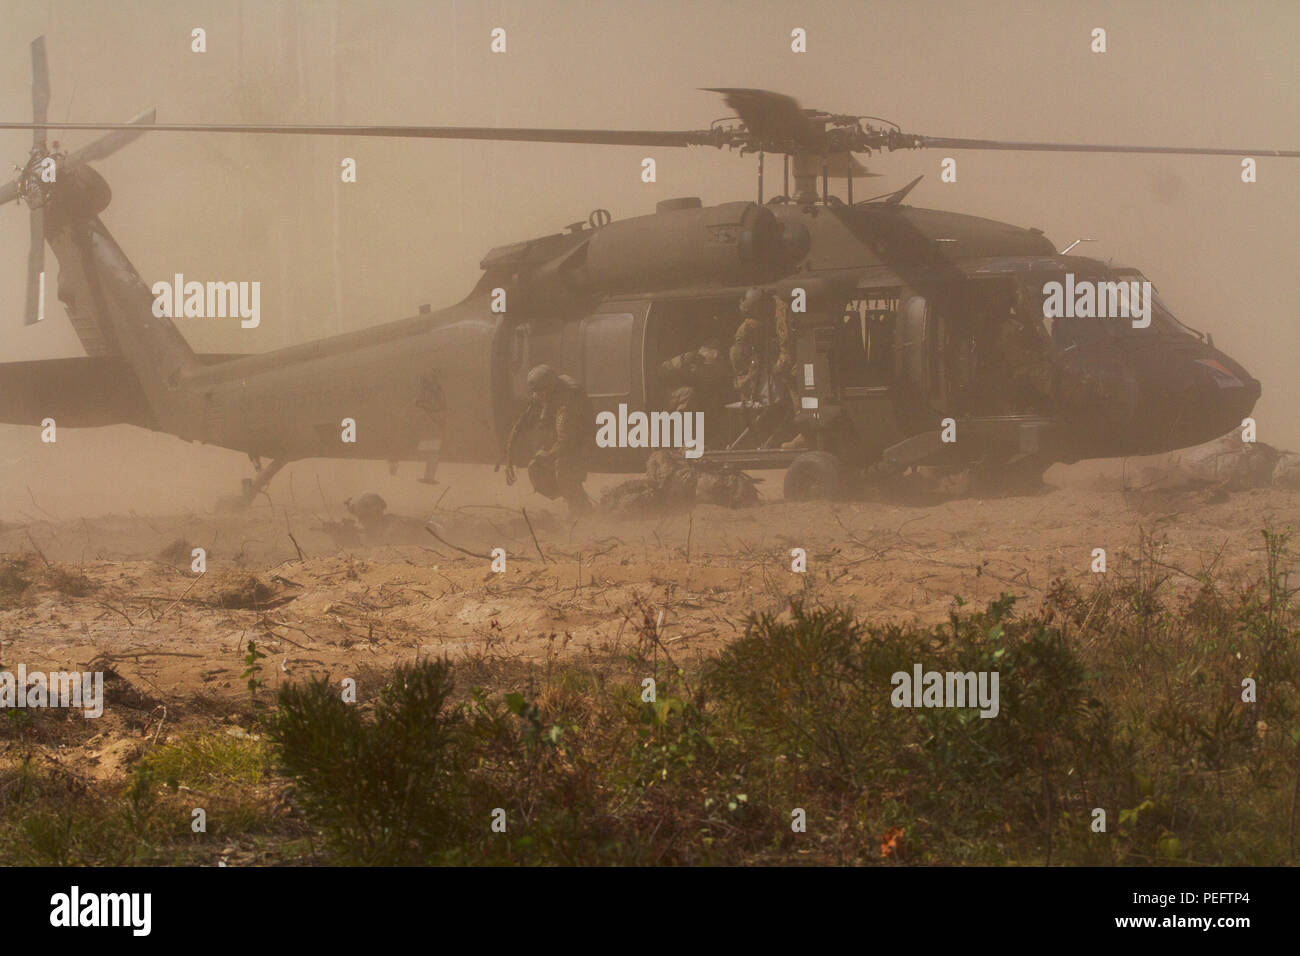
[{"x1": 574, "y1": 200, "x2": 788, "y2": 292}]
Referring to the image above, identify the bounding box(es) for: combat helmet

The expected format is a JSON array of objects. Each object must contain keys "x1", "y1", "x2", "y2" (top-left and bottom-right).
[
  {"x1": 739, "y1": 287, "x2": 772, "y2": 319},
  {"x1": 526, "y1": 364, "x2": 559, "y2": 395}
]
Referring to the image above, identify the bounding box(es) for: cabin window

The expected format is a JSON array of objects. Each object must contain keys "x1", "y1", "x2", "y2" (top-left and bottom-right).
[
  {"x1": 583, "y1": 312, "x2": 635, "y2": 396},
  {"x1": 838, "y1": 291, "x2": 899, "y2": 387}
]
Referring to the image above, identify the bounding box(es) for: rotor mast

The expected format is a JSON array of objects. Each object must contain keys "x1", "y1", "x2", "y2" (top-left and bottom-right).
[{"x1": 790, "y1": 153, "x2": 823, "y2": 205}]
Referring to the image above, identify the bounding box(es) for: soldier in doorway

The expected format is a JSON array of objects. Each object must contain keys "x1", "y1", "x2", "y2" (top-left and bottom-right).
[
  {"x1": 503, "y1": 364, "x2": 592, "y2": 514},
  {"x1": 730, "y1": 287, "x2": 804, "y2": 448},
  {"x1": 996, "y1": 313, "x2": 1055, "y2": 412},
  {"x1": 730, "y1": 288, "x2": 794, "y2": 402},
  {"x1": 659, "y1": 317, "x2": 732, "y2": 414},
  {"x1": 981, "y1": 285, "x2": 1056, "y2": 414}
]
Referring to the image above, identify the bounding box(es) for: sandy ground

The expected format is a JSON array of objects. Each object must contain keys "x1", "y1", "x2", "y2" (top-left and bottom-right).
[{"x1": 3, "y1": 468, "x2": 1297, "y2": 720}]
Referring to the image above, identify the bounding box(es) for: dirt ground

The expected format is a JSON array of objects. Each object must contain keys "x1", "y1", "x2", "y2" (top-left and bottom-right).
[
  {"x1": 0, "y1": 453, "x2": 1295, "y2": 802},
  {"x1": 4, "y1": 466, "x2": 1298, "y2": 719}
]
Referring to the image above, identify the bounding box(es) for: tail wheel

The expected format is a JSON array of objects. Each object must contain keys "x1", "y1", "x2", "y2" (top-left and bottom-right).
[{"x1": 783, "y1": 451, "x2": 846, "y2": 501}]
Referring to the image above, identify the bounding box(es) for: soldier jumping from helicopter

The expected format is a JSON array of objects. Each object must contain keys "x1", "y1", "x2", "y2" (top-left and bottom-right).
[
  {"x1": 503, "y1": 364, "x2": 592, "y2": 515},
  {"x1": 729, "y1": 287, "x2": 805, "y2": 450}
]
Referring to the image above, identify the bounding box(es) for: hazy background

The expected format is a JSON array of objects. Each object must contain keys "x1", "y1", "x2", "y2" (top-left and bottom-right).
[{"x1": 0, "y1": 0, "x2": 1296, "y2": 519}]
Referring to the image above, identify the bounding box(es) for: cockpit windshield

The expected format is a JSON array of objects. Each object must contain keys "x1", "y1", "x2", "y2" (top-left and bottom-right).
[{"x1": 1019, "y1": 271, "x2": 1201, "y2": 349}]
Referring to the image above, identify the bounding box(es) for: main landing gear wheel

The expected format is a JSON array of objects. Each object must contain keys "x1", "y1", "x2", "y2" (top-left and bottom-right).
[{"x1": 783, "y1": 451, "x2": 846, "y2": 501}]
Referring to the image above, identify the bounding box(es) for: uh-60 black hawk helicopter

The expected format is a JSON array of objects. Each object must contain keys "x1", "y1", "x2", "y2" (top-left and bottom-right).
[{"x1": 2, "y1": 38, "x2": 1293, "y2": 504}]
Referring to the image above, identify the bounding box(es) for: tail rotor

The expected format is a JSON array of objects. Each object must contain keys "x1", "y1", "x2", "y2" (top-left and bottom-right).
[
  {"x1": 0, "y1": 36, "x2": 154, "y2": 324},
  {"x1": 22, "y1": 36, "x2": 49, "y2": 325}
]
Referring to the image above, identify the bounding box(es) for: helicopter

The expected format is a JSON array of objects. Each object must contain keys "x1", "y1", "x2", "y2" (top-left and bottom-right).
[{"x1": 1, "y1": 38, "x2": 1293, "y2": 505}]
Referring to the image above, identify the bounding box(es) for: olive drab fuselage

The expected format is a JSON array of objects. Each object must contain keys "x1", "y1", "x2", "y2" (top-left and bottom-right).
[{"x1": 1, "y1": 185, "x2": 1260, "y2": 481}]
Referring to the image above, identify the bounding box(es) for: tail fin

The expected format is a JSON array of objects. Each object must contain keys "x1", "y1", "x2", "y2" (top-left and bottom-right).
[
  {"x1": 60, "y1": 259, "x2": 120, "y2": 359},
  {"x1": 45, "y1": 168, "x2": 198, "y2": 433}
]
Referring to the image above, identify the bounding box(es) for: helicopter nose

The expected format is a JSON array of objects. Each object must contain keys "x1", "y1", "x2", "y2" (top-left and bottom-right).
[
  {"x1": 1139, "y1": 347, "x2": 1260, "y2": 448},
  {"x1": 1191, "y1": 352, "x2": 1259, "y2": 430}
]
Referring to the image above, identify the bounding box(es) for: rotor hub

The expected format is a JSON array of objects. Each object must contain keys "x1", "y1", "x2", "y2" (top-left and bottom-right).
[{"x1": 15, "y1": 144, "x2": 61, "y2": 208}]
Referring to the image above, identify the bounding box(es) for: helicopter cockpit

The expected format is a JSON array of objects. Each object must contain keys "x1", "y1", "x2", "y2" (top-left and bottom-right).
[{"x1": 1025, "y1": 270, "x2": 1204, "y2": 349}]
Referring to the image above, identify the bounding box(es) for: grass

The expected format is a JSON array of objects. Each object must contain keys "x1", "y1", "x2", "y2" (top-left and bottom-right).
[
  {"x1": 0, "y1": 554, "x2": 96, "y2": 606},
  {"x1": 0, "y1": 527, "x2": 1295, "y2": 865},
  {"x1": 0, "y1": 555, "x2": 34, "y2": 607},
  {"x1": 0, "y1": 733, "x2": 285, "y2": 865},
  {"x1": 44, "y1": 566, "x2": 96, "y2": 597},
  {"x1": 136, "y1": 732, "x2": 272, "y2": 792},
  {"x1": 253, "y1": 528, "x2": 1297, "y2": 865},
  {"x1": 157, "y1": 537, "x2": 195, "y2": 568}
]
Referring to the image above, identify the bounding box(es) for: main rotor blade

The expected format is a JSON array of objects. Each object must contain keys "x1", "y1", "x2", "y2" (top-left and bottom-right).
[
  {"x1": 703, "y1": 87, "x2": 820, "y2": 150},
  {"x1": 9, "y1": 122, "x2": 1293, "y2": 158},
  {"x1": 63, "y1": 108, "x2": 157, "y2": 168},
  {"x1": 31, "y1": 37, "x2": 49, "y2": 150},
  {"x1": 913, "y1": 135, "x2": 1300, "y2": 158},
  {"x1": 0, "y1": 121, "x2": 706, "y2": 148},
  {"x1": 24, "y1": 205, "x2": 44, "y2": 325}
]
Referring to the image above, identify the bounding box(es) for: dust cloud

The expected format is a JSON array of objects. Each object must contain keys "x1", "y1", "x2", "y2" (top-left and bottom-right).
[{"x1": 0, "y1": 0, "x2": 1296, "y2": 519}]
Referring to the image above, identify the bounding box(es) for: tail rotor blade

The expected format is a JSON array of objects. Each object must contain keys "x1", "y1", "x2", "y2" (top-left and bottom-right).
[
  {"x1": 25, "y1": 205, "x2": 45, "y2": 325},
  {"x1": 63, "y1": 108, "x2": 156, "y2": 169},
  {"x1": 31, "y1": 36, "x2": 50, "y2": 149}
]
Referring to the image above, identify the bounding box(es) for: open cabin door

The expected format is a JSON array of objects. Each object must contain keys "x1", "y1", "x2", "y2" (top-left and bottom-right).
[
  {"x1": 892, "y1": 294, "x2": 947, "y2": 431},
  {"x1": 495, "y1": 302, "x2": 644, "y2": 472},
  {"x1": 577, "y1": 304, "x2": 647, "y2": 471}
]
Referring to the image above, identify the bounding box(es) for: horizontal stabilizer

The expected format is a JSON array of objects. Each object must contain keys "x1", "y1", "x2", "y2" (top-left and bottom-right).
[{"x1": 0, "y1": 353, "x2": 246, "y2": 428}]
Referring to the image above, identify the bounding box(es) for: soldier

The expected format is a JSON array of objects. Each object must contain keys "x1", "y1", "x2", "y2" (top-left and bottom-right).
[
  {"x1": 988, "y1": 287, "x2": 1057, "y2": 413},
  {"x1": 599, "y1": 450, "x2": 760, "y2": 514},
  {"x1": 730, "y1": 287, "x2": 794, "y2": 405},
  {"x1": 345, "y1": 492, "x2": 388, "y2": 535},
  {"x1": 995, "y1": 313, "x2": 1054, "y2": 412},
  {"x1": 503, "y1": 364, "x2": 592, "y2": 514},
  {"x1": 730, "y1": 287, "x2": 805, "y2": 448},
  {"x1": 659, "y1": 319, "x2": 732, "y2": 413}
]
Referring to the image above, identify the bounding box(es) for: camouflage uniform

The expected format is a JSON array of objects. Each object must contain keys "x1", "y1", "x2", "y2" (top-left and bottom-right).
[
  {"x1": 600, "y1": 450, "x2": 759, "y2": 514},
  {"x1": 346, "y1": 492, "x2": 388, "y2": 534},
  {"x1": 660, "y1": 342, "x2": 731, "y2": 413},
  {"x1": 695, "y1": 469, "x2": 760, "y2": 508},
  {"x1": 505, "y1": 370, "x2": 591, "y2": 513},
  {"x1": 1274, "y1": 452, "x2": 1300, "y2": 490},
  {"x1": 996, "y1": 316, "x2": 1055, "y2": 412},
  {"x1": 730, "y1": 294, "x2": 794, "y2": 405}
]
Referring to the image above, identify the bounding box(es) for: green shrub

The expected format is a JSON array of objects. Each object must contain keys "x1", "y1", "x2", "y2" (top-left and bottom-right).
[
  {"x1": 252, "y1": 527, "x2": 1299, "y2": 865},
  {"x1": 268, "y1": 658, "x2": 464, "y2": 863}
]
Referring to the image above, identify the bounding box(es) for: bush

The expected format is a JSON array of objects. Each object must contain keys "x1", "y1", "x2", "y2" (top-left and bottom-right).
[
  {"x1": 0, "y1": 556, "x2": 33, "y2": 607},
  {"x1": 268, "y1": 658, "x2": 464, "y2": 863},
  {"x1": 258, "y1": 528, "x2": 1298, "y2": 865}
]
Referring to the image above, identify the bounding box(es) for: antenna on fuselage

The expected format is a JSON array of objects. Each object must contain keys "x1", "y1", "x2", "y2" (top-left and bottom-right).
[
  {"x1": 1059, "y1": 237, "x2": 1096, "y2": 255},
  {"x1": 857, "y1": 174, "x2": 924, "y2": 207}
]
